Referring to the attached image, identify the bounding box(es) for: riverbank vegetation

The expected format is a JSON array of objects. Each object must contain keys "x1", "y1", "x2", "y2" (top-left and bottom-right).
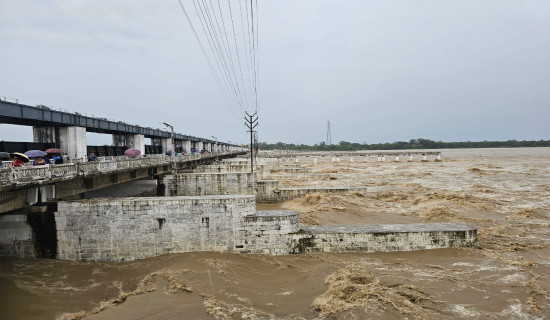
[{"x1": 258, "y1": 139, "x2": 550, "y2": 151}]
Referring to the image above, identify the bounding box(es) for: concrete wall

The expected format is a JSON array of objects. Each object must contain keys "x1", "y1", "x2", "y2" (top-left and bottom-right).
[
  {"x1": 270, "y1": 174, "x2": 330, "y2": 183},
  {"x1": 82, "y1": 180, "x2": 158, "y2": 198},
  {"x1": 255, "y1": 180, "x2": 368, "y2": 203},
  {"x1": 194, "y1": 164, "x2": 251, "y2": 173},
  {"x1": 0, "y1": 213, "x2": 35, "y2": 258},
  {"x1": 270, "y1": 167, "x2": 312, "y2": 174},
  {"x1": 255, "y1": 180, "x2": 280, "y2": 203},
  {"x1": 161, "y1": 173, "x2": 255, "y2": 196},
  {"x1": 55, "y1": 195, "x2": 257, "y2": 261},
  {"x1": 50, "y1": 195, "x2": 477, "y2": 262},
  {"x1": 54, "y1": 196, "x2": 304, "y2": 261},
  {"x1": 239, "y1": 211, "x2": 300, "y2": 255},
  {"x1": 292, "y1": 224, "x2": 477, "y2": 253}
]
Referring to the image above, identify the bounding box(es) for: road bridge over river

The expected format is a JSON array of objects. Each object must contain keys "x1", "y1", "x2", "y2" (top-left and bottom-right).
[{"x1": 0, "y1": 151, "x2": 245, "y2": 214}]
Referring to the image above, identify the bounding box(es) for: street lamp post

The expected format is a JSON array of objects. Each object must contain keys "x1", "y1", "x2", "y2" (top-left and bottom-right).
[{"x1": 158, "y1": 121, "x2": 176, "y2": 173}]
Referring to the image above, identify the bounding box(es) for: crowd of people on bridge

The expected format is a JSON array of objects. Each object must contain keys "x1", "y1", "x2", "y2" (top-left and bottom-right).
[
  {"x1": 1, "y1": 147, "x2": 218, "y2": 168},
  {"x1": 0, "y1": 151, "x2": 64, "y2": 168}
]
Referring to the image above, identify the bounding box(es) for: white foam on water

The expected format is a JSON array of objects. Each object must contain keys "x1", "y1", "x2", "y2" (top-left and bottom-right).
[
  {"x1": 499, "y1": 301, "x2": 541, "y2": 320},
  {"x1": 451, "y1": 304, "x2": 481, "y2": 317},
  {"x1": 498, "y1": 273, "x2": 526, "y2": 284}
]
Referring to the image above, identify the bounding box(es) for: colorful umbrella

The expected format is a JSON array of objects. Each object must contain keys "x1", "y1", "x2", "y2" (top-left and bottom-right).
[
  {"x1": 124, "y1": 148, "x2": 141, "y2": 157},
  {"x1": 10, "y1": 152, "x2": 30, "y2": 162},
  {"x1": 24, "y1": 150, "x2": 48, "y2": 158},
  {"x1": 45, "y1": 148, "x2": 63, "y2": 154}
]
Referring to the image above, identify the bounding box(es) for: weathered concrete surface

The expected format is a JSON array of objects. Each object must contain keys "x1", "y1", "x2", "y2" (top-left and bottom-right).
[
  {"x1": 270, "y1": 167, "x2": 312, "y2": 174},
  {"x1": 270, "y1": 174, "x2": 330, "y2": 183},
  {"x1": 292, "y1": 223, "x2": 477, "y2": 253},
  {"x1": 52, "y1": 194, "x2": 477, "y2": 261},
  {"x1": 240, "y1": 210, "x2": 300, "y2": 255},
  {"x1": 55, "y1": 195, "x2": 257, "y2": 261},
  {"x1": 193, "y1": 164, "x2": 253, "y2": 173},
  {"x1": 256, "y1": 179, "x2": 368, "y2": 203},
  {"x1": 161, "y1": 172, "x2": 255, "y2": 196},
  {"x1": 82, "y1": 180, "x2": 158, "y2": 199},
  {"x1": 0, "y1": 151, "x2": 244, "y2": 214},
  {"x1": 0, "y1": 213, "x2": 35, "y2": 258}
]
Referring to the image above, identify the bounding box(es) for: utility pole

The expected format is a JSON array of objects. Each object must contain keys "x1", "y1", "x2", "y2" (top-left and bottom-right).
[{"x1": 244, "y1": 112, "x2": 258, "y2": 173}]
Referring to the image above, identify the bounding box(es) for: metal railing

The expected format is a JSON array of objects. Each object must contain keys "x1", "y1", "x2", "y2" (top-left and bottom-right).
[{"x1": 0, "y1": 152, "x2": 238, "y2": 186}]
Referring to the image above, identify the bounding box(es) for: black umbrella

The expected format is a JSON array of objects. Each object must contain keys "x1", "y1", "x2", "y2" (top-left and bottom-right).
[
  {"x1": 0, "y1": 152, "x2": 10, "y2": 161},
  {"x1": 10, "y1": 152, "x2": 30, "y2": 162}
]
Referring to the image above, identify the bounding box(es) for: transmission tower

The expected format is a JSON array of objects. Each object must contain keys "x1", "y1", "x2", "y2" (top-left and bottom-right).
[{"x1": 326, "y1": 121, "x2": 332, "y2": 145}]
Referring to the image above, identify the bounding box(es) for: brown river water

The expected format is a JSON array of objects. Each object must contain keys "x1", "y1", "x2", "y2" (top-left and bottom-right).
[{"x1": 1, "y1": 148, "x2": 549, "y2": 319}]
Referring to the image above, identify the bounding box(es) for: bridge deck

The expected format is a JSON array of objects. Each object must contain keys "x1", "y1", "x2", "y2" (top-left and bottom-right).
[{"x1": 0, "y1": 152, "x2": 243, "y2": 188}]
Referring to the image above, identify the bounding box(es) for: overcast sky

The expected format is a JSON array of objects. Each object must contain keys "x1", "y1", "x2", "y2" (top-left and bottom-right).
[{"x1": 1, "y1": 0, "x2": 549, "y2": 146}]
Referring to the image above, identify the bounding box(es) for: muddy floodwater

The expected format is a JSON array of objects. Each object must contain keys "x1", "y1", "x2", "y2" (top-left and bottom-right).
[{"x1": 1, "y1": 148, "x2": 549, "y2": 319}]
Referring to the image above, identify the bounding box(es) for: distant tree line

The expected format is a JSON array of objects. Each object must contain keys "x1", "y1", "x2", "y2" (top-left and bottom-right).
[{"x1": 258, "y1": 138, "x2": 550, "y2": 151}]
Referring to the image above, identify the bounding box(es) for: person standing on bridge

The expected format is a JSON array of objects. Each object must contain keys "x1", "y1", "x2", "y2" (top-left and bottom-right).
[
  {"x1": 33, "y1": 156, "x2": 50, "y2": 166},
  {"x1": 11, "y1": 155, "x2": 24, "y2": 167},
  {"x1": 52, "y1": 154, "x2": 63, "y2": 164},
  {"x1": 88, "y1": 151, "x2": 97, "y2": 162}
]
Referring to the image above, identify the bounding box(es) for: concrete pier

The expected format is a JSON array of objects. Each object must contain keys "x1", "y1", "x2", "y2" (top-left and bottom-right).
[
  {"x1": 52, "y1": 196, "x2": 476, "y2": 261},
  {"x1": 160, "y1": 172, "x2": 255, "y2": 196},
  {"x1": 256, "y1": 179, "x2": 368, "y2": 203},
  {"x1": 295, "y1": 224, "x2": 477, "y2": 253}
]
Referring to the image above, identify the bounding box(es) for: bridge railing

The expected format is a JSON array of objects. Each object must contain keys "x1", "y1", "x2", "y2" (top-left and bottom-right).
[{"x1": 0, "y1": 152, "x2": 239, "y2": 186}]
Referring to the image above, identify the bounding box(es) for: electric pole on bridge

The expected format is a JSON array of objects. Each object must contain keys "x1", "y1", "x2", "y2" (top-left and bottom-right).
[{"x1": 244, "y1": 112, "x2": 258, "y2": 173}]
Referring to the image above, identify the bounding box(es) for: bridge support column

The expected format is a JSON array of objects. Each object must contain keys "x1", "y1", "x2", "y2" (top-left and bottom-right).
[
  {"x1": 152, "y1": 138, "x2": 172, "y2": 154},
  {"x1": 174, "y1": 140, "x2": 183, "y2": 153},
  {"x1": 112, "y1": 134, "x2": 145, "y2": 154},
  {"x1": 60, "y1": 127, "x2": 87, "y2": 160},
  {"x1": 196, "y1": 141, "x2": 204, "y2": 152},
  {"x1": 182, "y1": 141, "x2": 192, "y2": 153},
  {"x1": 33, "y1": 126, "x2": 86, "y2": 159},
  {"x1": 33, "y1": 126, "x2": 57, "y2": 143}
]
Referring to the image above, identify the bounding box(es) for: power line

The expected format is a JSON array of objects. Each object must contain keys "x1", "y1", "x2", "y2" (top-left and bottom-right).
[
  {"x1": 176, "y1": 0, "x2": 240, "y2": 123},
  {"x1": 193, "y1": 0, "x2": 244, "y2": 116},
  {"x1": 176, "y1": 0, "x2": 261, "y2": 122},
  {"x1": 215, "y1": 0, "x2": 246, "y2": 112},
  {"x1": 227, "y1": 0, "x2": 249, "y2": 112},
  {"x1": 204, "y1": 0, "x2": 246, "y2": 113}
]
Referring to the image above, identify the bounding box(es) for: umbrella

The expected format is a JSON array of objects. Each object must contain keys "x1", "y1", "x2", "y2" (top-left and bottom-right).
[
  {"x1": 124, "y1": 148, "x2": 141, "y2": 157},
  {"x1": 0, "y1": 152, "x2": 10, "y2": 161},
  {"x1": 25, "y1": 150, "x2": 48, "y2": 158},
  {"x1": 45, "y1": 148, "x2": 63, "y2": 154},
  {"x1": 10, "y1": 152, "x2": 30, "y2": 162}
]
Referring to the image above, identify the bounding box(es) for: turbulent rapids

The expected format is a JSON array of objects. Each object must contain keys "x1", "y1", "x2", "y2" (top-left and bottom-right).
[{"x1": 0, "y1": 148, "x2": 549, "y2": 319}]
